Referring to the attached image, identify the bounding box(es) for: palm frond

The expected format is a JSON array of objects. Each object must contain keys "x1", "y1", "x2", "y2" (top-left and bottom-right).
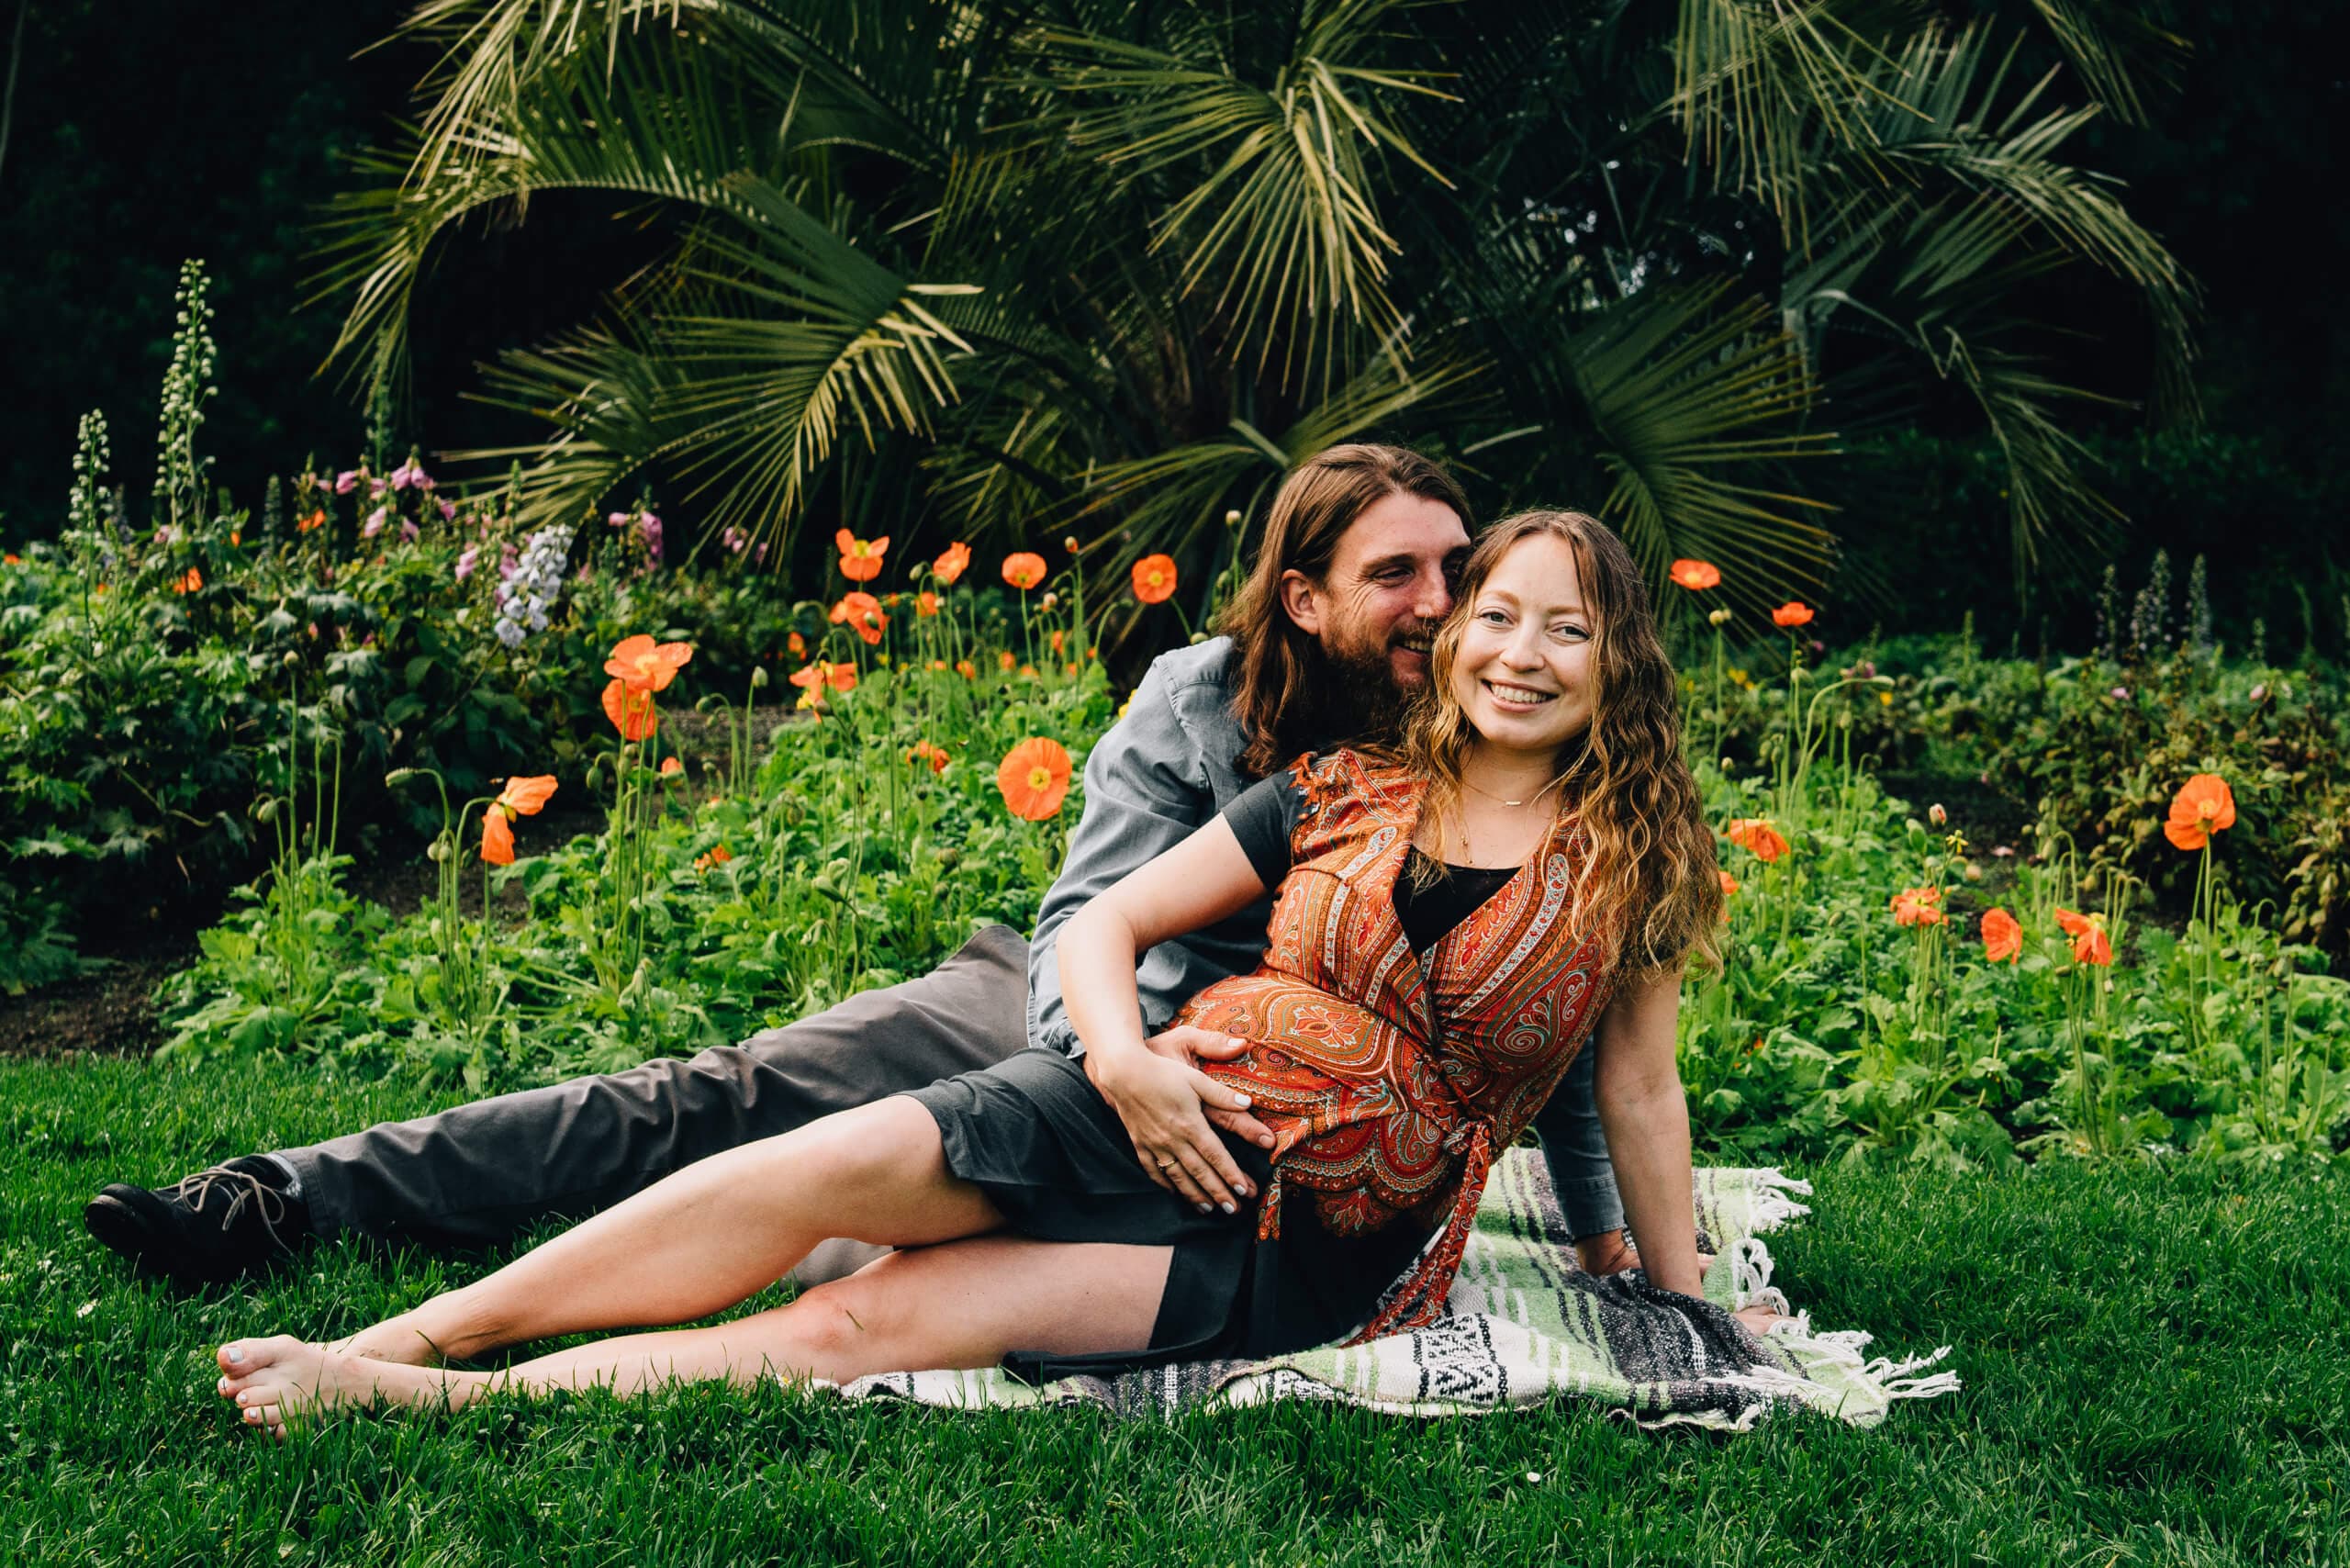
[
  {"x1": 1033, "y1": 0, "x2": 1457, "y2": 386},
  {"x1": 2021, "y1": 0, "x2": 2188, "y2": 126},
  {"x1": 1669, "y1": 0, "x2": 1923, "y2": 237},
  {"x1": 1567, "y1": 282, "x2": 1841, "y2": 611}
]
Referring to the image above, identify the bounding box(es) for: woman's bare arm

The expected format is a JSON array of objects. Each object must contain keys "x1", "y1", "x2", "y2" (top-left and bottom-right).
[
  {"x1": 1057, "y1": 815, "x2": 1275, "y2": 1212},
  {"x1": 1590, "y1": 963, "x2": 1704, "y2": 1297}
]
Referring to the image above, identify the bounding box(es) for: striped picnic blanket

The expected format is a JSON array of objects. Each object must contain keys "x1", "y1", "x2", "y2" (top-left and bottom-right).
[{"x1": 834, "y1": 1153, "x2": 1959, "y2": 1430}]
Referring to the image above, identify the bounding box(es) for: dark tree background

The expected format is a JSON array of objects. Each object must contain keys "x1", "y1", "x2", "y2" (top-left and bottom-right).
[{"x1": 0, "y1": 0, "x2": 2340, "y2": 652}]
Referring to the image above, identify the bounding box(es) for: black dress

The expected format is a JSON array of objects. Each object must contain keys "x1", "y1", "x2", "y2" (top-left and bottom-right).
[{"x1": 902, "y1": 771, "x2": 1519, "y2": 1379}]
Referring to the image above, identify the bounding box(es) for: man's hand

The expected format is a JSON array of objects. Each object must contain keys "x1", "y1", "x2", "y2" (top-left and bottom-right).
[{"x1": 1085, "y1": 1026, "x2": 1275, "y2": 1213}]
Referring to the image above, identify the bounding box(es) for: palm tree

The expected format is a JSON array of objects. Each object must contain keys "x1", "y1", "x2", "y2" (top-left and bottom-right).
[{"x1": 317, "y1": 0, "x2": 2191, "y2": 625}]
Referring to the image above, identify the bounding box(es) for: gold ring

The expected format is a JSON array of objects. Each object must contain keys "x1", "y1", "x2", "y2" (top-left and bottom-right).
[{"x1": 1157, "y1": 1158, "x2": 1176, "y2": 1169}]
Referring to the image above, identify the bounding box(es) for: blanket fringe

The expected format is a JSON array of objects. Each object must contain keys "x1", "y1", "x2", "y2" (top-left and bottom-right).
[
  {"x1": 1748, "y1": 1168, "x2": 1815, "y2": 1232},
  {"x1": 1727, "y1": 1235, "x2": 1792, "y2": 1316}
]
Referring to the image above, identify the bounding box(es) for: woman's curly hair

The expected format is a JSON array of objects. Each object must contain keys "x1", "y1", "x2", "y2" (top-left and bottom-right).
[{"x1": 1397, "y1": 510, "x2": 1724, "y2": 985}]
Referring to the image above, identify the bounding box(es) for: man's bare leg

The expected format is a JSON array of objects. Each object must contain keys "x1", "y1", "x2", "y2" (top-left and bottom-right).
[
  {"x1": 316, "y1": 1098, "x2": 993, "y2": 1366},
  {"x1": 217, "y1": 1232, "x2": 1174, "y2": 1437}
]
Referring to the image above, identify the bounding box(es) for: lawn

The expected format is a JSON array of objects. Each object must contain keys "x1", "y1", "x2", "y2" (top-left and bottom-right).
[{"x1": 6, "y1": 1054, "x2": 2343, "y2": 1565}]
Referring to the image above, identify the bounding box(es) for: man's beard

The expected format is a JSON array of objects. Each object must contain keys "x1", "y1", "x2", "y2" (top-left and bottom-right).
[{"x1": 1304, "y1": 633, "x2": 1419, "y2": 750}]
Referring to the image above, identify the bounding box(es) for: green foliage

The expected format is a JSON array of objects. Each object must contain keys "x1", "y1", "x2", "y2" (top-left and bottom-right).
[{"x1": 158, "y1": 633, "x2": 1117, "y2": 1086}]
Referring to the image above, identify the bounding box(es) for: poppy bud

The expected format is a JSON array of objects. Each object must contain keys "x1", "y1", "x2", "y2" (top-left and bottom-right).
[
  {"x1": 1707, "y1": 608, "x2": 1732, "y2": 626},
  {"x1": 282, "y1": 651, "x2": 302, "y2": 667},
  {"x1": 1225, "y1": 510, "x2": 1243, "y2": 526},
  {"x1": 1041, "y1": 591, "x2": 1058, "y2": 611},
  {"x1": 385, "y1": 768, "x2": 419, "y2": 788},
  {"x1": 1063, "y1": 536, "x2": 1080, "y2": 554},
  {"x1": 750, "y1": 666, "x2": 768, "y2": 689},
  {"x1": 426, "y1": 838, "x2": 450, "y2": 863},
  {"x1": 1929, "y1": 803, "x2": 1947, "y2": 827},
  {"x1": 253, "y1": 798, "x2": 279, "y2": 823}
]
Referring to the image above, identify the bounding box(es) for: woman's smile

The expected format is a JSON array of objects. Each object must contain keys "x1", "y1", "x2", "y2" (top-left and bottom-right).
[{"x1": 1450, "y1": 533, "x2": 1597, "y2": 753}]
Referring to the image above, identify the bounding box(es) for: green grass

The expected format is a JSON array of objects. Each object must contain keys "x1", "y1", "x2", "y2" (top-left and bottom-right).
[{"x1": 5, "y1": 1055, "x2": 2345, "y2": 1566}]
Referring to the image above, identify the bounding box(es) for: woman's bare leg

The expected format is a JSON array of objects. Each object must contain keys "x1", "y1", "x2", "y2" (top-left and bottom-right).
[
  {"x1": 217, "y1": 1234, "x2": 1174, "y2": 1437},
  {"x1": 319, "y1": 1098, "x2": 995, "y2": 1365}
]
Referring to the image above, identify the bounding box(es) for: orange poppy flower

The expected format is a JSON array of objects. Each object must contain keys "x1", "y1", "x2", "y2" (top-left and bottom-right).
[
  {"x1": 1771, "y1": 601, "x2": 1815, "y2": 628},
  {"x1": 1669, "y1": 559, "x2": 1721, "y2": 591},
  {"x1": 601, "y1": 678, "x2": 659, "y2": 741},
  {"x1": 830, "y1": 591, "x2": 887, "y2": 645},
  {"x1": 789, "y1": 659, "x2": 858, "y2": 695},
  {"x1": 1718, "y1": 869, "x2": 1739, "y2": 896},
  {"x1": 297, "y1": 510, "x2": 326, "y2": 533},
  {"x1": 1049, "y1": 630, "x2": 1066, "y2": 655},
  {"x1": 836, "y1": 529, "x2": 890, "y2": 583},
  {"x1": 956, "y1": 659, "x2": 979, "y2": 679},
  {"x1": 172, "y1": 567, "x2": 203, "y2": 594},
  {"x1": 1132, "y1": 554, "x2": 1179, "y2": 604},
  {"x1": 480, "y1": 807, "x2": 515, "y2": 866},
  {"x1": 1724, "y1": 817, "x2": 1789, "y2": 863},
  {"x1": 934, "y1": 542, "x2": 971, "y2": 586},
  {"x1": 229, "y1": 532, "x2": 241, "y2": 548},
  {"x1": 606, "y1": 634, "x2": 694, "y2": 692},
  {"x1": 694, "y1": 844, "x2": 733, "y2": 873},
  {"x1": 997, "y1": 737, "x2": 1073, "y2": 820},
  {"x1": 1981, "y1": 907, "x2": 2021, "y2": 963},
  {"x1": 908, "y1": 739, "x2": 949, "y2": 775},
  {"x1": 495, "y1": 775, "x2": 558, "y2": 816},
  {"x1": 998, "y1": 649, "x2": 1017, "y2": 671},
  {"x1": 659, "y1": 756, "x2": 683, "y2": 778},
  {"x1": 787, "y1": 631, "x2": 806, "y2": 657},
  {"x1": 1002, "y1": 553, "x2": 1046, "y2": 590},
  {"x1": 1889, "y1": 886, "x2": 1946, "y2": 927},
  {"x1": 2053, "y1": 907, "x2": 2113, "y2": 967},
  {"x1": 2163, "y1": 774, "x2": 2237, "y2": 851},
  {"x1": 916, "y1": 591, "x2": 940, "y2": 618},
  {"x1": 2, "y1": 554, "x2": 17, "y2": 566}
]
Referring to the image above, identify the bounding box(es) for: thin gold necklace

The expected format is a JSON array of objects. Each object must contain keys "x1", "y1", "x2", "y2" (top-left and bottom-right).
[{"x1": 1460, "y1": 774, "x2": 1569, "y2": 810}]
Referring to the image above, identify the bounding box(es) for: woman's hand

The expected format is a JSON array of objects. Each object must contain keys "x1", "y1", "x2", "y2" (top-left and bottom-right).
[{"x1": 1086, "y1": 1027, "x2": 1271, "y2": 1213}]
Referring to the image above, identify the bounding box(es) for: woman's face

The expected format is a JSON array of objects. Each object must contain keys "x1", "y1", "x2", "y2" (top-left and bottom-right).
[{"x1": 1449, "y1": 532, "x2": 1599, "y2": 756}]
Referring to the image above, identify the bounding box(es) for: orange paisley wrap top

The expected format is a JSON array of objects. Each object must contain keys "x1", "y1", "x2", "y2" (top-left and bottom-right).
[{"x1": 1173, "y1": 749, "x2": 1619, "y2": 1342}]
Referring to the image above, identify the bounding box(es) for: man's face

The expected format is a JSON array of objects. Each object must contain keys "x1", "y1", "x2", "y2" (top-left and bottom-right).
[{"x1": 1281, "y1": 490, "x2": 1472, "y2": 697}]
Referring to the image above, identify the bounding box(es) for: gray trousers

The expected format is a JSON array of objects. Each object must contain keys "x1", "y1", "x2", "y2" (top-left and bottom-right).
[
  {"x1": 279, "y1": 923, "x2": 1623, "y2": 1282},
  {"x1": 280, "y1": 925, "x2": 1032, "y2": 1282}
]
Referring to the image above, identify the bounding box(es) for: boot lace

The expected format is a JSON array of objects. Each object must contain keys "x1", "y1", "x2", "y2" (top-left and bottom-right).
[{"x1": 172, "y1": 1164, "x2": 295, "y2": 1249}]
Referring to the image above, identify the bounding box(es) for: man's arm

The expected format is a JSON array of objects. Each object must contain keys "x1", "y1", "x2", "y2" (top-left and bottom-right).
[
  {"x1": 1021, "y1": 644, "x2": 1274, "y2": 1210},
  {"x1": 1025, "y1": 650, "x2": 1220, "y2": 1055},
  {"x1": 1058, "y1": 815, "x2": 1278, "y2": 1213}
]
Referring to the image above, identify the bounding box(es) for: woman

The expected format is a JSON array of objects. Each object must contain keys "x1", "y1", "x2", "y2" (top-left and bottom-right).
[{"x1": 214, "y1": 511, "x2": 1774, "y2": 1436}]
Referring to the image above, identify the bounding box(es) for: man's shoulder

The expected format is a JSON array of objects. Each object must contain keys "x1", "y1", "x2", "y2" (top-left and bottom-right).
[{"x1": 1141, "y1": 634, "x2": 1238, "y2": 699}]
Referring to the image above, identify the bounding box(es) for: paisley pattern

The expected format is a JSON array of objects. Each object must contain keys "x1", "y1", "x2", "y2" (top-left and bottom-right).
[{"x1": 1173, "y1": 749, "x2": 1618, "y2": 1341}]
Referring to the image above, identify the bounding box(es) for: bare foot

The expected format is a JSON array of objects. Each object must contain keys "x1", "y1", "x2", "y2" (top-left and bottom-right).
[
  {"x1": 214, "y1": 1335, "x2": 453, "y2": 1439},
  {"x1": 1734, "y1": 1303, "x2": 1791, "y2": 1338},
  {"x1": 326, "y1": 1311, "x2": 449, "y2": 1367}
]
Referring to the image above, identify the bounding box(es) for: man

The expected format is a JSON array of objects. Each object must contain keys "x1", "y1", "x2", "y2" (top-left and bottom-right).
[{"x1": 85, "y1": 443, "x2": 1637, "y2": 1289}]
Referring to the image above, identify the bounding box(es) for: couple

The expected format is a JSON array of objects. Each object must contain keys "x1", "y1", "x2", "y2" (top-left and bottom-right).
[{"x1": 88, "y1": 445, "x2": 1771, "y2": 1435}]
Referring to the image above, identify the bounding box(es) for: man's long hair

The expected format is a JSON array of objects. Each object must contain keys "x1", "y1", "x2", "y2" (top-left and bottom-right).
[
  {"x1": 1398, "y1": 510, "x2": 1725, "y2": 985},
  {"x1": 1217, "y1": 444, "x2": 1471, "y2": 777}
]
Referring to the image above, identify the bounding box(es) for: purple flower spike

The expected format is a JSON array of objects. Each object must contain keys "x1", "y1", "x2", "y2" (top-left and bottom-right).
[
  {"x1": 363, "y1": 507, "x2": 387, "y2": 539},
  {"x1": 455, "y1": 543, "x2": 480, "y2": 581},
  {"x1": 335, "y1": 470, "x2": 360, "y2": 495},
  {"x1": 438, "y1": 498, "x2": 457, "y2": 521},
  {"x1": 398, "y1": 519, "x2": 420, "y2": 543}
]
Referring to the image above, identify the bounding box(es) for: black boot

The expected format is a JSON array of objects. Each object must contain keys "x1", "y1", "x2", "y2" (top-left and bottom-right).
[{"x1": 84, "y1": 1156, "x2": 314, "y2": 1285}]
